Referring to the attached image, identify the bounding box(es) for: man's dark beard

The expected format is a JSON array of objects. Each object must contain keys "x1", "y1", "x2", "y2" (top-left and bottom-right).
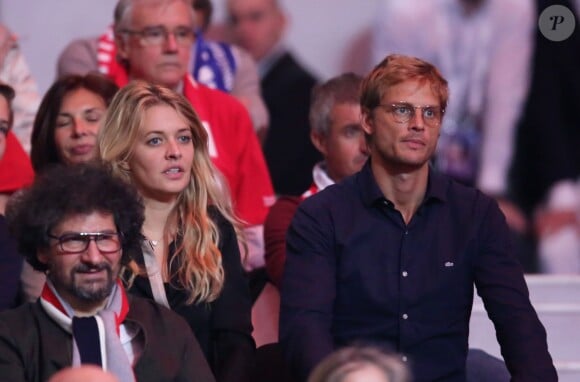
[{"x1": 71, "y1": 263, "x2": 115, "y2": 302}]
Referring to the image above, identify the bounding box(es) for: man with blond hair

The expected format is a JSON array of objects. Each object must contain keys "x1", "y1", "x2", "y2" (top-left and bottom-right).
[{"x1": 280, "y1": 54, "x2": 556, "y2": 382}]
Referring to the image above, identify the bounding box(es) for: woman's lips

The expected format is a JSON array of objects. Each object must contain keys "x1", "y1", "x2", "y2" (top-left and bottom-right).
[{"x1": 70, "y1": 144, "x2": 94, "y2": 156}]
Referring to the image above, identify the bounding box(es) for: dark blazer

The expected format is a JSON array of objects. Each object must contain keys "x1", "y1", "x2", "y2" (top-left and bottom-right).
[
  {"x1": 0, "y1": 215, "x2": 22, "y2": 311},
  {"x1": 0, "y1": 295, "x2": 215, "y2": 382},
  {"x1": 261, "y1": 52, "x2": 321, "y2": 195}
]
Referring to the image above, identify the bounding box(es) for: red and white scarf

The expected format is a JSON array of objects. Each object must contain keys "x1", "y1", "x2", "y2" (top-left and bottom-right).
[
  {"x1": 96, "y1": 26, "x2": 129, "y2": 86},
  {"x1": 40, "y1": 280, "x2": 135, "y2": 382}
]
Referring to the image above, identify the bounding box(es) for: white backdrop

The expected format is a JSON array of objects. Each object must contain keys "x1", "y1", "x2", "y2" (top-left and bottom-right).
[{"x1": 0, "y1": 0, "x2": 379, "y2": 95}]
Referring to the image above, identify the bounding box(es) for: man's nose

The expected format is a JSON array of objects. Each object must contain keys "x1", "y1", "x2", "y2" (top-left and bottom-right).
[
  {"x1": 408, "y1": 109, "x2": 426, "y2": 130},
  {"x1": 164, "y1": 31, "x2": 179, "y2": 52},
  {"x1": 80, "y1": 239, "x2": 104, "y2": 263}
]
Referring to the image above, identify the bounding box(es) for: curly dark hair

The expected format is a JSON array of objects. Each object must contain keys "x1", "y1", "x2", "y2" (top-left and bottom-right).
[{"x1": 5, "y1": 163, "x2": 144, "y2": 271}]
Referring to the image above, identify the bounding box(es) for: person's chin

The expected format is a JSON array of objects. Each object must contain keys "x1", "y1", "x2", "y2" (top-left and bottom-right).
[
  {"x1": 74, "y1": 276, "x2": 113, "y2": 300},
  {"x1": 155, "y1": 69, "x2": 185, "y2": 89}
]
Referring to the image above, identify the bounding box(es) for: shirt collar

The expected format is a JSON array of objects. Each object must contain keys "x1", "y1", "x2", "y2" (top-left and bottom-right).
[
  {"x1": 357, "y1": 159, "x2": 448, "y2": 208},
  {"x1": 312, "y1": 161, "x2": 335, "y2": 191}
]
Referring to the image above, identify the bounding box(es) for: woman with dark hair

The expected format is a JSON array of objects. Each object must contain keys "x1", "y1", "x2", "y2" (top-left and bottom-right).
[
  {"x1": 21, "y1": 73, "x2": 119, "y2": 303},
  {"x1": 30, "y1": 72, "x2": 118, "y2": 172}
]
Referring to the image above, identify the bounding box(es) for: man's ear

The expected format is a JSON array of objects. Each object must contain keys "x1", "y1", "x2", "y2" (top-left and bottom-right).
[
  {"x1": 361, "y1": 108, "x2": 374, "y2": 135},
  {"x1": 310, "y1": 130, "x2": 328, "y2": 157},
  {"x1": 37, "y1": 248, "x2": 50, "y2": 266}
]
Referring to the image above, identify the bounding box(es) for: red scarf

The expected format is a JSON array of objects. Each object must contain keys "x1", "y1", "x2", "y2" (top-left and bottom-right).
[{"x1": 40, "y1": 279, "x2": 129, "y2": 335}]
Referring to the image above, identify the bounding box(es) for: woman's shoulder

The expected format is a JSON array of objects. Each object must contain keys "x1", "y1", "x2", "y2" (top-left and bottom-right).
[{"x1": 207, "y1": 205, "x2": 235, "y2": 232}]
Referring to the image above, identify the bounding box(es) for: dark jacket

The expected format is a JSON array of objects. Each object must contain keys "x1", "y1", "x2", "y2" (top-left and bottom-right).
[
  {"x1": 261, "y1": 52, "x2": 321, "y2": 195},
  {"x1": 0, "y1": 215, "x2": 22, "y2": 311}
]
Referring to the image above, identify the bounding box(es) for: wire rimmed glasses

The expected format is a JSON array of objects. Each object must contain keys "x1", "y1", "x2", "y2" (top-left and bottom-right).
[{"x1": 379, "y1": 103, "x2": 444, "y2": 128}]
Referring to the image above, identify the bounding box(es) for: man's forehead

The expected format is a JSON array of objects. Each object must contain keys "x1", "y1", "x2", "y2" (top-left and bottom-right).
[
  {"x1": 229, "y1": 0, "x2": 278, "y2": 14},
  {"x1": 53, "y1": 211, "x2": 117, "y2": 232},
  {"x1": 129, "y1": 0, "x2": 193, "y2": 26}
]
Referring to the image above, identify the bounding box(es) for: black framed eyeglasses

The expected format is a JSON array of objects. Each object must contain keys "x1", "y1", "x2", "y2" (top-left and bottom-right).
[
  {"x1": 47, "y1": 232, "x2": 122, "y2": 254},
  {"x1": 379, "y1": 103, "x2": 444, "y2": 128},
  {"x1": 121, "y1": 25, "x2": 195, "y2": 46}
]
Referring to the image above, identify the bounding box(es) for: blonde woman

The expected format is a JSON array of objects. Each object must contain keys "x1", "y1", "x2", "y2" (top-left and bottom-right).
[{"x1": 99, "y1": 81, "x2": 254, "y2": 382}]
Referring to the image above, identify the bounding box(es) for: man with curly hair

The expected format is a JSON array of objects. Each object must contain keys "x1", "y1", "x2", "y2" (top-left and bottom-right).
[{"x1": 0, "y1": 164, "x2": 215, "y2": 382}]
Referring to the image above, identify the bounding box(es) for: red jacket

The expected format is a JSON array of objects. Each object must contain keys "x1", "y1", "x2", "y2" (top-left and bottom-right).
[{"x1": 0, "y1": 131, "x2": 34, "y2": 193}]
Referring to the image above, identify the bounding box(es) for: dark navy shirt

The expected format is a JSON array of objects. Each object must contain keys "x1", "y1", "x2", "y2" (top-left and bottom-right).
[{"x1": 280, "y1": 161, "x2": 556, "y2": 382}]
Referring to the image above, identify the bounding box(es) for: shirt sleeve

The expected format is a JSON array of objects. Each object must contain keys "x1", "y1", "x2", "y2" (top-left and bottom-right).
[
  {"x1": 210, "y1": 210, "x2": 256, "y2": 382},
  {"x1": 264, "y1": 196, "x2": 301, "y2": 289},
  {"x1": 474, "y1": 198, "x2": 557, "y2": 381},
  {"x1": 279, "y1": 198, "x2": 336, "y2": 381}
]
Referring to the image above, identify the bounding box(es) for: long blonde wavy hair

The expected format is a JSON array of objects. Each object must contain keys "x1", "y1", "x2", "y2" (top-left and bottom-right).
[{"x1": 99, "y1": 80, "x2": 240, "y2": 303}]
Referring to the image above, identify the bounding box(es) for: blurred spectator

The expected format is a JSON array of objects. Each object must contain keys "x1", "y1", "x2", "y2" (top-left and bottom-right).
[
  {"x1": 191, "y1": 0, "x2": 269, "y2": 137},
  {"x1": 371, "y1": 0, "x2": 534, "y2": 235},
  {"x1": 264, "y1": 73, "x2": 367, "y2": 288},
  {"x1": 510, "y1": 0, "x2": 580, "y2": 273},
  {"x1": 0, "y1": 24, "x2": 40, "y2": 152},
  {"x1": 308, "y1": 346, "x2": 410, "y2": 382},
  {"x1": 0, "y1": 25, "x2": 37, "y2": 212},
  {"x1": 0, "y1": 82, "x2": 24, "y2": 311},
  {"x1": 227, "y1": 0, "x2": 321, "y2": 195}
]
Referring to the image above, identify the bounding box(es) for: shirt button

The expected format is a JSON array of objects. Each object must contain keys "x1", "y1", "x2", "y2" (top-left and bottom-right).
[
  {"x1": 402, "y1": 313, "x2": 408, "y2": 320},
  {"x1": 402, "y1": 271, "x2": 408, "y2": 277},
  {"x1": 402, "y1": 356, "x2": 408, "y2": 362},
  {"x1": 404, "y1": 230, "x2": 409, "y2": 235}
]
